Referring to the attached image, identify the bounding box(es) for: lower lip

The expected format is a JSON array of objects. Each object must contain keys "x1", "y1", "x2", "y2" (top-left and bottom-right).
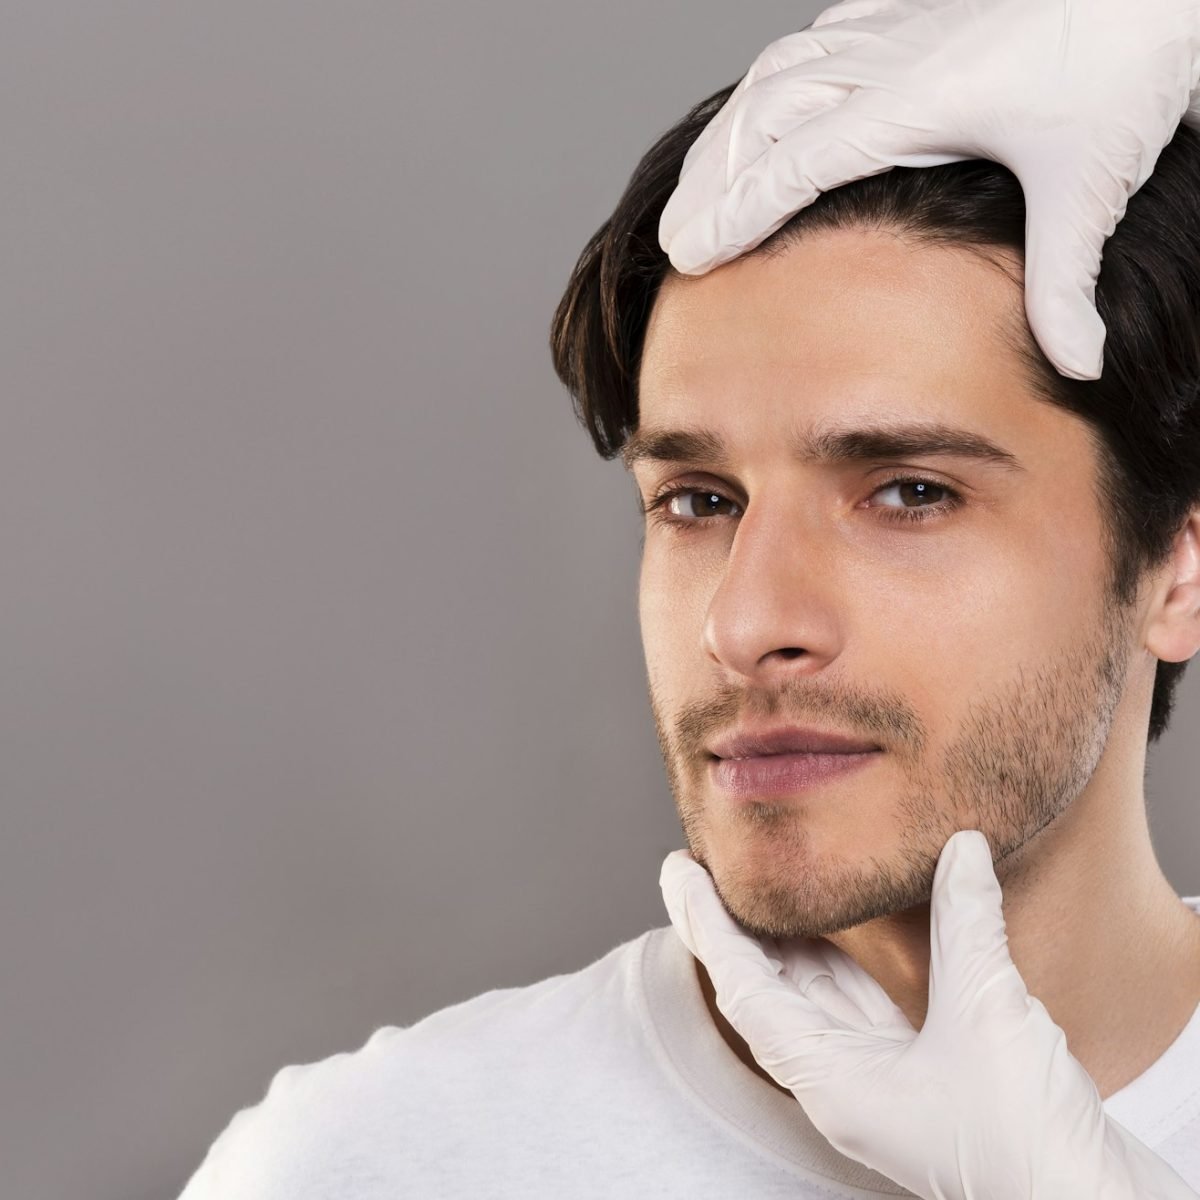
[{"x1": 710, "y1": 751, "x2": 882, "y2": 798}]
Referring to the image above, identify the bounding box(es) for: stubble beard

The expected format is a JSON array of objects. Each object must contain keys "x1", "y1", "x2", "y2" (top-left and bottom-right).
[{"x1": 647, "y1": 592, "x2": 1135, "y2": 941}]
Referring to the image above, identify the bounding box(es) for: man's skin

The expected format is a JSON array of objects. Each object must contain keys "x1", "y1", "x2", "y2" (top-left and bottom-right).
[{"x1": 627, "y1": 226, "x2": 1200, "y2": 1104}]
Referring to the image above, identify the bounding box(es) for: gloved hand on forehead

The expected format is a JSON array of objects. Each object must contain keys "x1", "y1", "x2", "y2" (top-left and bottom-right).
[
  {"x1": 659, "y1": 830, "x2": 1200, "y2": 1200},
  {"x1": 658, "y1": 0, "x2": 1200, "y2": 382}
]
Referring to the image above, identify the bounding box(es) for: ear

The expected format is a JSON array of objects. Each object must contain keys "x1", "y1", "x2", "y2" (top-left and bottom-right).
[{"x1": 1143, "y1": 510, "x2": 1200, "y2": 665}]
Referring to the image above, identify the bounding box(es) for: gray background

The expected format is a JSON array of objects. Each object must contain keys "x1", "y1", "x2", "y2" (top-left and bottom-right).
[{"x1": 3, "y1": 5, "x2": 1196, "y2": 1199}]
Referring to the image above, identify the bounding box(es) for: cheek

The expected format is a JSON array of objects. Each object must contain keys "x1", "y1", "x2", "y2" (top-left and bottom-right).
[
  {"x1": 638, "y1": 546, "x2": 715, "y2": 671},
  {"x1": 857, "y1": 522, "x2": 1100, "y2": 707}
]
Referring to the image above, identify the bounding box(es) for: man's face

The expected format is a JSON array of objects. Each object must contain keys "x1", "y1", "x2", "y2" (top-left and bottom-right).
[{"x1": 631, "y1": 226, "x2": 1143, "y2": 942}]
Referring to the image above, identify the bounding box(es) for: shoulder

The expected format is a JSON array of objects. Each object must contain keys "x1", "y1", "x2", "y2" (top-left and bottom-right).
[
  {"x1": 177, "y1": 930, "x2": 656, "y2": 1199},
  {"x1": 176, "y1": 1024, "x2": 410, "y2": 1200}
]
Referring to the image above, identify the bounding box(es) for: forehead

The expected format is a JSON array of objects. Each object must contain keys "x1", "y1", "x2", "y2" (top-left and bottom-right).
[{"x1": 637, "y1": 227, "x2": 1032, "y2": 432}]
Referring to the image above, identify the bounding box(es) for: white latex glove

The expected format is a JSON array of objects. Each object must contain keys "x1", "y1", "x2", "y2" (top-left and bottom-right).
[
  {"x1": 659, "y1": 829, "x2": 1200, "y2": 1199},
  {"x1": 659, "y1": 0, "x2": 1200, "y2": 381}
]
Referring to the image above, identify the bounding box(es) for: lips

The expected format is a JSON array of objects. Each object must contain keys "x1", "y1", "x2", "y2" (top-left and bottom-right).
[
  {"x1": 708, "y1": 724, "x2": 881, "y2": 759},
  {"x1": 710, "y1": 747, "x2": 881, "y2": 798}
]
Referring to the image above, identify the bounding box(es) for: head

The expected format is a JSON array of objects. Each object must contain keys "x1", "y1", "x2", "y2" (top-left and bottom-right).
[{"x1": 549, "y1": 80, "x2": 1200, "y2": 939}]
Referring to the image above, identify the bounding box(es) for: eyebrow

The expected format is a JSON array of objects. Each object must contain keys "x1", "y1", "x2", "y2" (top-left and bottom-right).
[{"x1": 619, "y1": 420, "x2": 1026, "y2": 475}]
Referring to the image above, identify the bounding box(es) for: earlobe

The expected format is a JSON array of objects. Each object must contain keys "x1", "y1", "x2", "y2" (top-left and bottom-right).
[{"x1": 1143, "y1": 512, "x2": 1200, "y2": 665}]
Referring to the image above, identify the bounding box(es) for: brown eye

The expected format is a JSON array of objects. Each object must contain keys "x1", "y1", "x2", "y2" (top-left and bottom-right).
[
  {"x1": 876, "y1": 479, "x2": 947, "y2": 508},
  {"x1": 869, "y1": 476, "x2": 964, "y2": 525},
  {"x1": 665, "y1": 490, "x2": 739, "y2": 520},
  {"x1": 642, "y1": 487, "x2": 742, "y2": 530}
]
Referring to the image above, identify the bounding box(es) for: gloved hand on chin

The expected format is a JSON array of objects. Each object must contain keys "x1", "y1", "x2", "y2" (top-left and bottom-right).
[{"x1": 659, "y1": 829, "x2": 1200, "y2": 1199}]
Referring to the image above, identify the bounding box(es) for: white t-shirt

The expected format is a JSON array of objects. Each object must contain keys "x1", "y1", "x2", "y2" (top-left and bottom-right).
[{"x1": 179, "y1": 898, "x2": 1200, "y2": 1199}]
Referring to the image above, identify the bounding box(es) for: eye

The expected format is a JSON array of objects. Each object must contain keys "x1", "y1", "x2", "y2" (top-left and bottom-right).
[
  {"x1": 868, "y1": 475, "x2": 964, "y2": 525},
  {"x1": 643, "y1": 488, "x2": 741, "y2": 525},
  {"x1": 641, "y1": 474, "x2": 964, "y2": 531}
]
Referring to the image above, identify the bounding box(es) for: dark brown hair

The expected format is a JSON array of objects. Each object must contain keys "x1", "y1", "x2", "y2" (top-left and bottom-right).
[{"x1": 550, "y1": 79, "x2": 1200, "y2": 744}]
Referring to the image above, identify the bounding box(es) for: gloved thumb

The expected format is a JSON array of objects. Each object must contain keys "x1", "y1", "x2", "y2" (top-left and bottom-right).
[
  {"x1": 1016, "y1": 159, "x2": 1122, "y2": 381},
  {"x1": 925, "y1": 830, "x2": 1033, "y2": 1033}
]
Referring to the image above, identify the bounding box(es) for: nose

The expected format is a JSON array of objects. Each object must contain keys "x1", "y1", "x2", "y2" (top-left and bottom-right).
[{"x1": 701, "y1": 497, "x2": 844, "y2": 685}]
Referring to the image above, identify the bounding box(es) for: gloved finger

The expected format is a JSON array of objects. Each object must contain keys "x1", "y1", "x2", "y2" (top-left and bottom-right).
[
  {"x1": 926, "y1": 830, "x2": 1031, "y2": 1032},
  {"x1": 739, "y1": 22, "x2": 884, "y2": 90},
  {"x1": 668, "y1": 91, "x2": 967, "y2": 275},
  {"x1": 750, "y1": 934, "x2": 874, "y2": 1029},
  {"x1": 677, "y1": 24, "x2": 869, "y2": 188},
  {"x1": 797, "y1": 973, "x2": 875, "y2": 1029},
  {"x1": 775, "y1": 941, "x2": 908, "y2": 1032},
  {"x1": 811, "y1": 0, "x2": 902, "y2": 29},
  {"x1": 1016, "y1": 155, "x2": 1128, "y2": 380},
  {"x1": 709, "y1": 2, "x2": 922, "y2": 177},
  {"x1": 659, "y1": 850, "x2": 869, "y2": 1036},
  {"x1": 669, "y1": 80, "x2": 848, "y2": 249},
  {"x1": 723, "y1": 62, "x2": 869, "y2": 186},
  {"x1": 659, "y1": 849, "x2": 783, "y2": 970},
  {"x1": 805, "y1": 938, "x2": 915, "y2": 1033},
  {"x1": 680, "y1": 75, "x2": 753, "y2": 179},
  {"x1": 677, "y1": 15, "x2": 891, "y2": 181},
  {"x1": 679, "y1": 34, "x2": 832, "y2": 177}
]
